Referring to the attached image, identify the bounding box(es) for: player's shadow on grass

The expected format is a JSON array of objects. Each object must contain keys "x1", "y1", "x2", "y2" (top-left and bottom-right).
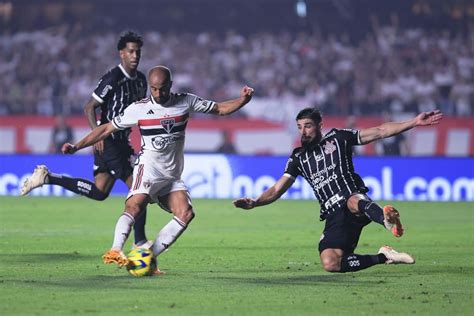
[
  {"x1": 209, "y1": 274, "x2": 380, "y2": 286},
  {"x1": 0, "y1": 275, "x2": 157, "y2": 290},
  {"x1": 209, "y1": 264, "x2": 474, "y2": 285},
  {"x1": 3, "y1": 252, "x2": 97, "y2": 263}
]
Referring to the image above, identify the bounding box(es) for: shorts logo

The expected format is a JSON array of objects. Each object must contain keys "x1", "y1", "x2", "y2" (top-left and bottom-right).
[
  {"x1": 143, "y1": 181, "x2": 152, "y2": 189},
  {"x1": 160, "y1": 118, "x2": 175, "y2": 133},
  {"x1": 323, "y1": 140, "x2": 336, "y2": 155}
]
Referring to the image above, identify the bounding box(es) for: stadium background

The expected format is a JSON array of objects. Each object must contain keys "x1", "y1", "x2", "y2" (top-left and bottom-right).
[{"x1": 0, "y1": 0, "x2": 473, "y2": 201}]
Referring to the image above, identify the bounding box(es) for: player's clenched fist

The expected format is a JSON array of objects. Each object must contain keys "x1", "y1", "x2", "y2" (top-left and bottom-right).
[
  {"x1": 240, "y1": 86, "x2": 254, "y2": 103},
  {"x1": 233, "y1": 197, "x2": 256, "y2": 210},
  {"x1": 61, "y1": 143, "x2": 77, "y2": 154}
]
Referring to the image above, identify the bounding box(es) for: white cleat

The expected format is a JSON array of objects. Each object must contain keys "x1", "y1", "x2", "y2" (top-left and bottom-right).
[
  {"x1": 21, "y1": 165, "x2": 49, "y2": 196},
  {"x1": 378, "y1": 245, "x2": 415, "y2": 264}
]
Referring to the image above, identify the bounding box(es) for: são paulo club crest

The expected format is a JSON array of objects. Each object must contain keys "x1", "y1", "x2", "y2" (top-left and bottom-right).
[
  {"x1": 323, "y1": 140, "x2": 336, "y2": 155},
  {"x1": 160, "y1": 118, "x2": 175, "y2": 133}
]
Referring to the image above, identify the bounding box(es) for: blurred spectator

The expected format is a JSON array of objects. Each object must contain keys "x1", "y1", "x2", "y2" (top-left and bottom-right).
[
  {"x1": 49, "y1": 114, "x2": 73, "y2": 153},
  {"x1": 217, "y1": 130, "x2": 237, "y2": 154},
  {"x1": 0, "y1": 3, "x2": 473, "y2": 123},
  {"x1": 345, "y1": 115, "x2": 363, "y2": 156},
  {"x1": 375, "y1": 112, "x2": 410, "y2": 156}
]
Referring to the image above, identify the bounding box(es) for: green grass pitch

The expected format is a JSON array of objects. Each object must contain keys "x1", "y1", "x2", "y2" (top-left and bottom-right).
[{"x1": 0, "y1": 197, "x2": 473, "y2": 315}]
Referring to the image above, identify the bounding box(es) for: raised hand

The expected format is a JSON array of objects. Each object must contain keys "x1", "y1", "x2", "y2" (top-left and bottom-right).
[
  {"x1": 416, "y1": 110, "x2": 443, "y2": 126},
  {"x1": 240, "y1": 86, "x2": 255, "y2": 104}
]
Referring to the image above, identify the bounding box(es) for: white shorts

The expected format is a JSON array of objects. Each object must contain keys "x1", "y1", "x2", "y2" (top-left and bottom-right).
[{"x1": 127, "y1": 162, "x2": 188, "y2": 204}]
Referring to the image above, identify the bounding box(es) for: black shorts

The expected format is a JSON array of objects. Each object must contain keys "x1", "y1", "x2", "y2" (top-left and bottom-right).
[
  {"x1": 318, "y1": 207, "x2": 371, "y2": 254},
  {"x1": 93, "y1": 138, "x2": 134, "y2": 181}
]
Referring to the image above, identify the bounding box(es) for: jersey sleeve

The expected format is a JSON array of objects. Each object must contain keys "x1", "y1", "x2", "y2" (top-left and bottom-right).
[
  {"x1": 334, "y1": 128, "x2": 362, "y2": 146},
  {"x1": 283, "y1": 149, "x2": 302, "y2": 180},
  {"x1": 92, "y1": 71, "x2": 116, "y2": 104},
  {"x1": 186, "y1": 93, "x2": 216, "y2": 114},
  {"x1": 111, "y1": 103, "x2": 139, "y2": 129}
]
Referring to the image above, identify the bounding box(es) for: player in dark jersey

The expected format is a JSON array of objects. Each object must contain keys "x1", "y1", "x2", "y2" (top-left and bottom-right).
[
  {"x1": 234, "y1": 107, "x2": 443, "y2": 273},
  {"x1": 21, "y1": 31, "x2": 150, "y2": 247}
]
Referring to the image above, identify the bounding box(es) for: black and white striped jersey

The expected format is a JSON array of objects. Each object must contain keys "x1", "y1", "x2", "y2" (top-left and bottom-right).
[
  {"x1": 284, "y1": 128, "x2": 368, "y2": 220},
  {"x1": 92, "y1": 64, "x2": 147, "y2": 141}
]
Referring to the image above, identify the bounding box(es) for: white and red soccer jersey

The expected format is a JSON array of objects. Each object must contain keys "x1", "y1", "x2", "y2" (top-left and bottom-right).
[{"x1": 112, "y1": 93, "x2": 215, "y2": 180}]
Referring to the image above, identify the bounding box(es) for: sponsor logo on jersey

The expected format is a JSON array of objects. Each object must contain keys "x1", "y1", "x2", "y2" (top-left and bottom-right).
[
  {"x1": 160, "y1": 118, "x2": 175, "y2": 133},
  {"x1": 151, "y1": 135, "x2": 179, "y2": 150},
  {"x1": 323, "y1": 140, "x2": 336, "y2": 155},
  {"x1": 324, "y1": 193, "x2": 343, "y2": 209},
  {"x1": 100, "y1": 85, "x2": 112, "y2": 98}
]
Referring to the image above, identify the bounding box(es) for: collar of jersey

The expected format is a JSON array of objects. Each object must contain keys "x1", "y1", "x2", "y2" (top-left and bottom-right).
[
  {"x1": 118, "y1": 64, "x2": 137, "y2": 80},
  {"x1": 151, "y1": 95, "x2": 172, "y2": 106}
]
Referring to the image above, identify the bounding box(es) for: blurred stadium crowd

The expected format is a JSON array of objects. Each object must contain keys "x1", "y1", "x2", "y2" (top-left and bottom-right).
[{"x1": 0, "y1": 0, "x2": 473, "y2": 119}]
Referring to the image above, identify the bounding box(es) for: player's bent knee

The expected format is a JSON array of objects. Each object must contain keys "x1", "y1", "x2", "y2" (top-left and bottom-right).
[
  {"x1": 347, "y1": 194, "x2": 365, "y2": 214},
  {"x1": 124, "y1": 202, "x2": 145, "y2": 218},
  {"x1": 321, "y1": 257, "x2": 342, "y2": 273},
  {"x1": 174, "y1": 208, "x2": 194, "y2": 224},
  {"x1": 182, "y1": 209, "x2": 195, "y2": 224},
  {"x1": 92, "y1": 190, "x2": 109, "y2": 201}
]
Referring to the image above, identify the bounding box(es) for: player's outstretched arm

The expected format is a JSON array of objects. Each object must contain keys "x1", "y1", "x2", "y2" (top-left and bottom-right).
[
  {"x1": 359, "y1": 110, "x2": 443, "y2": 145},
  {"x1": 62, "y1": 122, "x2": 118, "y2": 154},
  {"x1": 211, "y1": 86, "x2": 254, "y2": 116},
  {"x1": 233, "y1": 175, "x2": 294, "y2": 210},
  {"x1": 84, "y1": 97, "x2": 106, "y2": 154}
]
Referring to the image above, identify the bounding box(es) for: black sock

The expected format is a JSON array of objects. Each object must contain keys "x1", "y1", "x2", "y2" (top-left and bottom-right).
[
  {"x1": 133, "y1": 210, "x2": 148, "y2": 245},
  {"x1": 358, "y1": 199, "x2": 384, "y2": 225},
  {"x1": 339, "y1": 253, "x2": 387, "y2": 272},
  {"x1": 48, "y1": 174, "x2": 108, "y2": 201}
]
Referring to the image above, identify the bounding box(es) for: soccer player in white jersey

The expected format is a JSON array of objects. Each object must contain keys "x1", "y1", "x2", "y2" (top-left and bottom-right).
[{"x1": 61, "y1": 65, "x2": 254, "y2": 273}]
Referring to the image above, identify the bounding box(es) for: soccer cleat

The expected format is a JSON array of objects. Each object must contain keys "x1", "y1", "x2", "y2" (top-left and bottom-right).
[
  {"x1": 383, "y1": 205, "x2": 404, "y2": 237},
  {"x1": 151, "y1": 257, "x2": 165, "y2": 275},
  {"x1": 378, "y1": 245, "x2": 415, "y2": 264},
  {"x1": 21, "y1": 165, "x2": 49, "y2": 196},
  {"x1": 153, "y1": 267, "x2": 166, "y2": 275},
  {"x1": 102, "y1": 249, "x2": 129, "y2": 267}
]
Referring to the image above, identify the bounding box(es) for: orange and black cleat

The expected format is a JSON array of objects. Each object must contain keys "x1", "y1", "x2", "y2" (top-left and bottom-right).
[
  {"x1": 383, "y1": 205, "x2": 404, "y2": 237},
  {"x1": 102, "y1": 249, "x2": 129, "y2": 267}
]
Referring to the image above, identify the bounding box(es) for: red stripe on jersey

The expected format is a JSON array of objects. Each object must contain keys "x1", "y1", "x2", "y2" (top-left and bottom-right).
[
  {"x1": 138, "y1": 113, "x2": 189, "y2": 126},
  {"x1": 133, "y1": 164, "x2": 144, "y2": 190}
]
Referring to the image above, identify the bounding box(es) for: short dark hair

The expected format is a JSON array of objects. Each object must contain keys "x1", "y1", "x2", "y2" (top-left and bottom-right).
[
  {"x1": 117, "y1": 31, "x2": 143, "y2": 51},
  {"x1": 296, "y1": 107, "x2": 322, "y2": 124}
]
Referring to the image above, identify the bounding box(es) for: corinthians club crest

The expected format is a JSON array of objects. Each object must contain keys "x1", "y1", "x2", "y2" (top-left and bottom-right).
[
  {"x1": 160, "y1": 118, "x2": 175, "y2": 133},
  {"x1": 323, "y1": 140, "x2": 336, "y2": 155}
]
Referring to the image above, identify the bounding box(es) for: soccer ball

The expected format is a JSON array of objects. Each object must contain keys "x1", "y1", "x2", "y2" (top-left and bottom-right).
[{"x1": 126, "y1": 248, "x2": 156, "y2": 277}]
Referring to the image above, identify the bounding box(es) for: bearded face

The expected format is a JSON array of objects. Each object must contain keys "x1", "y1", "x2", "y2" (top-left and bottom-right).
[{"x1": 297, "y1": 118, "x2": 322, "y2": 147}]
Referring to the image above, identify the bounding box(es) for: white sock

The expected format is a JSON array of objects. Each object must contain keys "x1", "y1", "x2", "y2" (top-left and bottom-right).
[
  {"x1": 152, "y1": 216, "x2": 187, "y2": 256},
  {"x1": 111, "y1": 213, "x2": 135, "y2": 250}
]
